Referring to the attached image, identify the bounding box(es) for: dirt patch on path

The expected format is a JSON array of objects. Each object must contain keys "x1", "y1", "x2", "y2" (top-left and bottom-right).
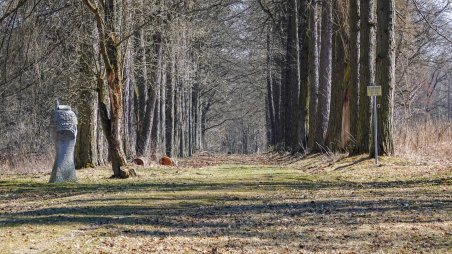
[{"x1": 177, "y1": 152, "x2": 280, "y2": 168}]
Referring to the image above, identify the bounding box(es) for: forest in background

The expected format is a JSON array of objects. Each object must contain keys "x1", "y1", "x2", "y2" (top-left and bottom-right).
[{"x1": 0, "y1": 0, "x2": 451, "y2": 175}]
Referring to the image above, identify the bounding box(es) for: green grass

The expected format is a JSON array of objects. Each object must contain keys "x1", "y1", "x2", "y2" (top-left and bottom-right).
[{"x1": 0, "y1": 157, "x2": 451, "y2": 253}]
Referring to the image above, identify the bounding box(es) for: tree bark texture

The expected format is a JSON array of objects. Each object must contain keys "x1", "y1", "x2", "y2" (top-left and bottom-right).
[
  {"x1": 353, "y1": 0, "x2": 376, "y2": 155},
  {"x1": 325, "y1": 0, "x2": 347, "y2": 152},
  {"x1": 298, "y1": 0, "x2": 309, "y2": 150},
  {"x1": 83, "y1": 0, "x2": 127, "y2": 177},
  {"x1": 348, "y1": 0, "x2": 360, "y2": 150},
  {"x1": 285, "y1": 0, "x2": 301, "y2": 151},
  {"x1": 374, "y1": 0, "x2": 395, "y2": 155},
  {"x1": 314, "y1": 0, "x2": 333, "y2": 151},
  {"x1": 308, "y1": 0, "x2": 320, "y2": 151}
]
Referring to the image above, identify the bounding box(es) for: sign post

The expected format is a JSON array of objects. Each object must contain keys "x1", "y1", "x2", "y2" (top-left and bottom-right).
[{"x1": 367, "y1": 85, "x2": 382, "y2": 165}]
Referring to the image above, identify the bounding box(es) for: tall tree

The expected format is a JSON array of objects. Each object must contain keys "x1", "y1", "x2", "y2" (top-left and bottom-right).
[
  {"x1": 298, "y1": 0, "x2": 310, "y2": 150},
  {"x1": 284, "y1": 0, "x2": 301, "y2": 151},
  {"x1": 74, "y1": 7, "x2": 103, "y2": 169},
  {"x1": 348, "y1": 0, "x2": 360, "y2": 150},
  {"x1": 325, "y1": 0, "x2": 348, "y2": 152},
  {"x1": 374, "y1": 0, "x2": 395, "y2": 155},
  {"x1": 314, "y1": 0, "x2": 333, "y2": 151},
  {"x1": 307, "y1": 0, "x2": 320, "y2": 151},
  {"x1": 353, "y1": 0, "x2": 376, "y2": 155},
  {"x1": 83, "y1": 0, "x2": 127, "y2": 177}
]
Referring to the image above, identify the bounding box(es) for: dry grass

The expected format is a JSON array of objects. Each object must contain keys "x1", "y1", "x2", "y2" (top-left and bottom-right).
[
  {"x1": 0, "y1": 153, "x2": 54, "y2": 175},
  {"x1": 394, "y1": 120, "x2": 452, "y2": 163},
  {"x1": 0, "y1": 154, "x2": 451, "y2": 253}
]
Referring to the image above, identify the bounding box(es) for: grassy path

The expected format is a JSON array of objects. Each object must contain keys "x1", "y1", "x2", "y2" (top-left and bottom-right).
[{"x1": 0, "y1": 155, "x2": 451, "y2": 253}]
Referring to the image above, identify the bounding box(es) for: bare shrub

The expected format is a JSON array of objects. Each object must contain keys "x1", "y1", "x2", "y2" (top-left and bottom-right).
[
  {"x1": 394, "y1": 120, "x2": 451, "y2": 161},
  {"x1": 0, "y1": 153, "x2": 54, "y2": 175}
]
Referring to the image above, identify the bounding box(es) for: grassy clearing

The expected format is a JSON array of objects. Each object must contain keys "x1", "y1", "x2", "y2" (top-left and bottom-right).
[{"x1": 0, "y1": 155, "x2": 451, "y2": 253}]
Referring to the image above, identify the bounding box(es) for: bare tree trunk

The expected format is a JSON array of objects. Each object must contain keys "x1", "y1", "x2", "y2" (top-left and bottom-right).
[
  {"x1": 165, "y1": 47, "x2": 175, "y2": 156},
  {"x1": 83, "y1": 0, "x2": 127, "y2": 177},
  {"x1": 352, "y1": 0, "x2": 376, "y2": 155},
  {"x1": 266, "y1": 26, "x2": 276, "y2": 146},
  {"x1": 285, "y1": 0, "x2": 301, "y2": 151},
  {"x1": 273, "y1": 29, "x2": 283, "y2": 147},
  {"x1": 279, "y1": 10, "x2": 289, "y2": 149},
  {"x1": 74, "y1": 13, "x2": 100, "y2": 168},
  {"x1": 325, "y1": 0, "x2": 347, "y2": 152},
  {"x1": 150, "y1": 83, "x2": 161, "y2": 160},
  {"x1": 348, "y1": 0, "x2": 360, "y2": 150},
  {"x1": 75, "y1": 89, "x2": 99, "y2": 169},
  {"x1": 133, "y1": 0, "x2": 149, "y2": 157},
  {"x1": 123, "y1": 36, "x2": 136, "y2": 160},
  {"x1": 314, "y1": 0, "x2": 333, "y2": 151},
  {"x1": 298, "y1": 0, "x2": 309, "y2": 151},
  {"x1": 160, "y1": 53, "x2": 167, "y2": 156},
  {"x1": 374, "y1": 0, "x2": 395, "y2": 155},
  {"x1": 136, "y1": 28, "x2": 163, "y2": 157},
  {"x1": 308, "y1": 0, "x2": 320, "y2": 151}
]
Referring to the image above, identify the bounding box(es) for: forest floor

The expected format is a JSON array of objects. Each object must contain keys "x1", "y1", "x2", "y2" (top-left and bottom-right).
[{"x1": 0, "y1": 153, "x2": 451, "y2": 253}]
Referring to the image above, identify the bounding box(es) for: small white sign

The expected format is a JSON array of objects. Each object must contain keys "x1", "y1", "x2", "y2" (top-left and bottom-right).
[{"x1": 367, "y1": 86, "x2": 382, "y2": 96}]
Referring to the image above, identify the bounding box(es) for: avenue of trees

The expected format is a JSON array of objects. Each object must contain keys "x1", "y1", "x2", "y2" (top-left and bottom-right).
[
  {"x1": 262, "y1": 0, "x2": 451, "y2": 155},
  {"x1": 0, "y1": 0, "x2": 451, "y2": 175}
]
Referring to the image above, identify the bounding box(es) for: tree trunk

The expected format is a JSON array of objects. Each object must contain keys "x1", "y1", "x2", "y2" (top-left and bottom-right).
[
  {"x1": 298, "y1": 0, "x2": 309, "y2": 151},
  {"x1": 374, "y1": 0, "x2": 395, "y2": 155},
  {"x1": 74, "y1": 15, "x2": 100, "y2": 169},
  {"x1": 348, "y1": 0, "x2": 360, "y2": 150},
  {"x1": 352, "y1": 0, "x2": 376, "y2": 155},
  {"x1": 165, "y1": 47, "x2": 176, "y2": 156},
  {"x1": 314, "y1": 0, "x2": 333, "y2": 151},
  {"x1": 325, "y1": 0, "x2": 347, "y2": 152},
  {"x1": 83, "y1": 0, "x2": 127, "y2": 177},
  {"x1": 308, "y1": 0, "x2": 320, "y2": 151},
  {"x1": 284, "y1": 0, "x2": 301, "y2": 151},
  {"x1": 266, "y1": 27, "x2": 276, "y2": 147},
  {"x1": 133, "y1": 2, "x2": 149, "y2": 156},
  {"x1": 136, "y1": 29, "x2": 162, "y2": 157},
  {"x1": 75, "y1": 89, "x2": 99, "y2": 169}
]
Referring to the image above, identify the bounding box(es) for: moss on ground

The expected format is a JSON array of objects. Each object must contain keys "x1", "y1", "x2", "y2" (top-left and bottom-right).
[{"x1": 0, "y1": 155, "x2": 451, "y2": 253}]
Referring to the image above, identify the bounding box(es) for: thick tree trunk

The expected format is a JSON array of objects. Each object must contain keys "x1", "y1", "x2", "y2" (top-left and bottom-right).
[
  {"x1": 284, "y1": 0, "x2": 301, "y2": 151},
  {"x1": 374, "y1": 0, "x2": 395, "y2": 155},
  {"x1": 74, "y1": 17, "x2": 100, "y2": 169},
  {"x1": 308, "y1": 0, "x2": 320, "y2": 151},
  {"x1": 298, "y1": 0, "x2": 309, "y2": 151},
  {"x1": 325, "y1": 1, "x2": 347, "y2": 151},
  {"x1": 75, "y1": 89, "x2": 99, "y2": 169},
  {"x1": 353, "y1": 0, "x2": 376, "y2": 155},
  {"x1": 348, "y1": 0, "x2": 360, "y2": 150},
  {"x1": 83, "y1": 0, "x2": 127, "y2": 177},
  {"x1": 314, "y1": 0, "x2": 333, "y2": 151}
]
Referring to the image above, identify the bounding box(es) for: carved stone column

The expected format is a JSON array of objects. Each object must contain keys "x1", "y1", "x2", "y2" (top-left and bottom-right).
[{"x1": 50, "y1": 104, "x2": 78, "y2": 183}]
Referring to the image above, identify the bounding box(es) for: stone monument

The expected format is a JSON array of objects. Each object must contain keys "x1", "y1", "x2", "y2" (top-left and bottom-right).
[{"x1": 49, "y1": 101, "x2": 78, "y2": 183}]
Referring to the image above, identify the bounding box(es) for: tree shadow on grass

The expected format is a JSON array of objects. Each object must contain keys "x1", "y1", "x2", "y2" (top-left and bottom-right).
[
  {"x1": 0, "y1": 176, "x2": 450, "y2": 202},
  {"x1": 333, "y1": 157, "x2": 371, "y2": 170},
  {"x1": 0, "y1": 176, "x2": 450, "y2": 252},
  {"x1": 1, "y1": 190, "x2": 450, "y2": 231}
]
